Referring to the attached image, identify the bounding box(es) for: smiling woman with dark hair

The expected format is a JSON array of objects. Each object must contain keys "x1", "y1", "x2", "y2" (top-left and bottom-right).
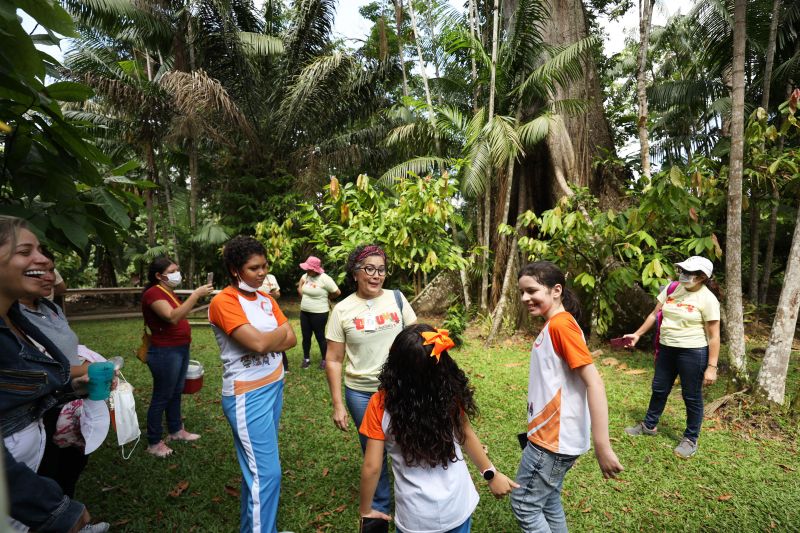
[
  {"x1": 0, "y1": 215, "x2": 107, "y2": 532},
  {"x1": 324, "y1": 243, "x2": 417, "y2": 516}
]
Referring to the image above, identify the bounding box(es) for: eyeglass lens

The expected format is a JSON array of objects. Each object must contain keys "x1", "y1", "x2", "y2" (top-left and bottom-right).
[{"x1": 363, "y1": 266, "x2": 386, "y2": 276}]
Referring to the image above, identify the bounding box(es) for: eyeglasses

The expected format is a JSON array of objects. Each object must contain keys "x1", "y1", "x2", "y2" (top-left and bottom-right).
[{"x1": 357, "y1": 265, "x2": 387, "y2": 277}]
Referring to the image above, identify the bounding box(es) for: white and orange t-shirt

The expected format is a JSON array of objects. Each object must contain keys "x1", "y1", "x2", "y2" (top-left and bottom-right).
[
  {"x1": 526, "y1": 311, "x2": 593, "y2": 456},
  {"x1": 360, "y1": 391, "x2": 479, "y2": 533},
  {"x1": 208, "y1": 287, "x2": 288, "y2": 396}
]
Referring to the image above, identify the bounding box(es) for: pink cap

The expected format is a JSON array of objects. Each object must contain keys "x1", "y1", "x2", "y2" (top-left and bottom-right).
[{"x1": 299, "y1": 256, "x2": 324, "y2": 274}]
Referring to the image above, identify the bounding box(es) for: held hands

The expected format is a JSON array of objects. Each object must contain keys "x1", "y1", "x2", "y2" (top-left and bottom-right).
[
  {"x1": 487, "y1": 471, "x2": 520, "y2": 498},
  {"x1": 332, "y1": 404, "x2": 350, "y2": 431},
  {"x1": 703, "y1": 366, "x2": 718, "y2": 386},
  {"x1": 193, "y1": 283, "x2": 214, "y2": 298},
  {"x1": 595, "y1": 447, "x2": 624, "y2": 479},
  {"x1": 361, "y1": 509, "x2": 392, "y2": 521},
  {"x1": 622, "y1": 333, "x2": 640, "y2": 348}
]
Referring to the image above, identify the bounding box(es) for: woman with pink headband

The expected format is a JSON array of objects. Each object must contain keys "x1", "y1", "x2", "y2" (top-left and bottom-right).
[{"x1": 324, "y1": 244, "x2": 416, "y2": 515}]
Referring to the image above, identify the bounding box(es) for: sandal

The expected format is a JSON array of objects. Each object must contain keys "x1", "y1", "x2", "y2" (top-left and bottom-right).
[
  {"x1": 146, "y1": 441, "x2": 173, "y2": 458},
  {"x1": 168, "y1": 429, "x2": 201, "y2": 442}
]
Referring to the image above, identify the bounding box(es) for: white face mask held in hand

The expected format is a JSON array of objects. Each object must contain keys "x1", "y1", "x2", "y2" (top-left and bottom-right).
[{"x1": 109, "y1": 372, "x2": 140, "y2": 459}]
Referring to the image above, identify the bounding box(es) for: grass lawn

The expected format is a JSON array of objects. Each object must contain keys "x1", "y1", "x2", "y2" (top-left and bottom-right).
[{"x1": 70, "y1": 303, "x2": 800, "y2": 532}]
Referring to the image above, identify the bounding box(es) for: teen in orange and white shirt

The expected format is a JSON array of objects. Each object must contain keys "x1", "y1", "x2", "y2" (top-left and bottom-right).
[
  {"x1": 512, "y1": 262, "x2": 623, "y2": 533},
  {"x1": 358, "y1": 325, "x2": 517, "y2": 533},
  {"x1": 208, "y1": 236, "x2": 296, "y2": 533}
]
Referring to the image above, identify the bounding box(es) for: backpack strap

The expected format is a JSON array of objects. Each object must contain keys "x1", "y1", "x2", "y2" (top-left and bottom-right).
[
  {"x1": 38, "y1": 297, "x2": 61, "y2": 316},
  {"x1": 393, "y1": 290, "x2": 404, "y2": 329}
]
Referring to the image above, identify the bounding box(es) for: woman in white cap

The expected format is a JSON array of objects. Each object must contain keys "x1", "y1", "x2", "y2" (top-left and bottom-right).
[
  {"x1": 622, "y1": 256, "x2": 721, "y2": 459},
  {"x1": 297, "y1": 256, "x2": 340, "y2": 369}
]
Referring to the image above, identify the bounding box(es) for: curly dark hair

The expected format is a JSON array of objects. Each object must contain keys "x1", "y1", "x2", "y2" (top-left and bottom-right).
[
  {"x1": 223, "y1": 235, "x2": 266, "y2": 283},
  {"x1": 345, "y1": 243, "x2": 387, "y2": 283},
  {"x1": 379, "y1": 324, "x2": 477, "y2": 469}
]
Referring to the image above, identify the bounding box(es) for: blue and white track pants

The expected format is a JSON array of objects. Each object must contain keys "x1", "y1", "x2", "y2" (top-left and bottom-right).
[{"x1": 222, "y1": 380, "x2": 284, "y2": 533}]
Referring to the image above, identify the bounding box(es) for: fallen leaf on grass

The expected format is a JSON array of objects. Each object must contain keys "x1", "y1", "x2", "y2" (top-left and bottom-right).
[
  {"x1": 601, "y1": 357, "x2": 619, "y2": 366},
  {"x1": 322, "y1": 467, "x2": 329, "y2": 477},
  {"x1": 168, "y1": 464, "x2": 178, "y2": 470},
  {"x1": 168, "y1": 480, "x2": 189, "y2": 498},
  {"x1": 617, "y1": 363, "x2": 629, "y2": 370},
  {"x1": 224, "y1": 485, "x2": 240, "y2": 497},
  {"x1": 777, "y1": 464, "x2": 796, "y2": 472},
  {"x1": 100, "y1": 486, "x2": 118, "y2": 492},
  {"x1": 111, "y1": 519, "x2": 131, "y2": 527},
  {"x1": 211, "y1": 497, "x2": 221, "y2": 503},
  {"x1": 475, "y1": 373, "x2": 485, "y2": 379},
  {"x1": 503, "y1": 362, "x2": 524, "y2": 367},
  {"x1": 581, "y1": 506, "x2": 592, "y2": 513},
  {"x1": 604, "y1": 511, "x2": 613, "y2": 521},
  {"x1": 333, "y1": 504, "x2": 347, "y2": 513},
  {"x1": 295, "y1": 491, "x2": 305, "y2": 497},
  {"x1": 717, "y1": 493, "x2": 733, "y2": 501},
  {"x1": 624, "y1": 369, "x2": 647, "y2": 375},
  {"x1": 591, "y1": 349, "x2": 604, "y2": 357}
]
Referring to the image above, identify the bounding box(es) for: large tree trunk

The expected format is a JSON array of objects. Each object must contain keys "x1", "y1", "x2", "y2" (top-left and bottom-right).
[
  {"x1": 726, "y1": 0, "x2": 749, "y2": 387},
  {"x1": 755, "y1": 201, "x2": 800, "y2": 404},
  {"x1": 539, "y1": 0, "x2": 621, "y2": 201},
  {"x1": 636, "y1": 0, "x2": 655, "y2": 182}
]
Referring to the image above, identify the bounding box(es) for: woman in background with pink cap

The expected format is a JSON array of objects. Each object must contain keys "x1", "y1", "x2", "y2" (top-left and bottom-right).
[
  {"x1": 297, "y1": 256, "x2": 340, "y2": 369},
  {"x1": 623, "y1": 256, "x2": 721, "y2": 459}
]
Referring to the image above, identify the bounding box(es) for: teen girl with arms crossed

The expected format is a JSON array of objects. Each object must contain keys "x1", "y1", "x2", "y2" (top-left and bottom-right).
[
  {"x1": 208, "y1": 236, "x2": 297, "y2": 533},
  {"x1": 359, "y1": 325, "x2": 518, "y2": 533},
  {"x1": 512, "y1": 262, "x2": 623, "y2": 533}
]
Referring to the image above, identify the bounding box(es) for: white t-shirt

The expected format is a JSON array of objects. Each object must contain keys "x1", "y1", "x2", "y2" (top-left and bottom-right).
[
  {"x1": 326, "y1": 290, "x2": 416, "y2": 392},
  {"x1": 657, "y1": 284, "x2": 720, "y2": 348},
  {"x1": 360, "y1": 391, "x2": 479, "y2": 533},
  {"x1": 526, "y1": 312, "x2": 593, "y2": 456},
  {"x1": 208, "y1": 287, "x2": 287, "y2": 396},
  {"x1": 259, "y1": 274, "x2": 280, "y2": 295},
  {"x1": 299, "y1": 272, "x2": 339, "y2": 313}
]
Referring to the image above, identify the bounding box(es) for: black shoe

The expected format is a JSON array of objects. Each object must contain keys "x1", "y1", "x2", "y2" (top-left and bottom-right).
[{"x1": 301, "y1": 358, "x2": 310, "y2": 369}]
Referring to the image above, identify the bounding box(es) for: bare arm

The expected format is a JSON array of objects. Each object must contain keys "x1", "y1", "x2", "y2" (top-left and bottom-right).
[
  {"x1": 574, "y1": 363, "x2": 624, "y2": 479},
  {"x1": 624, "y1": 302, "x2": 663, "y2": 347},
  {"x1": 296, "y1": 275, "x2": 305, "y2": 296},
  {"x1": 230, "y1": 321, "x2": 297, "y2": 354},
  {"x1": 359, "y1": 438, "x2": 391, "y2": 520},
  {"x1": 325, "y1": 340, "x2": 349, "y2": 431},
  {"x1": 460, "y1": 415, "x2": 519, "y2": 497},
  {"x1": 69, "y1": 361, "x2": 89, "y2": 379},
  {"x1": 150, "y1": 284, "x2": 214, "y2": 325},
  {"x1": 703, "y1": 320, "x2": 720, "y2": 386}
]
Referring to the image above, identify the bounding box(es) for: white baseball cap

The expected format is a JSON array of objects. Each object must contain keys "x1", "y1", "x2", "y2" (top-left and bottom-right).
[{"x1": 675, "y1": 256, "x2": 713, "y2": 278}]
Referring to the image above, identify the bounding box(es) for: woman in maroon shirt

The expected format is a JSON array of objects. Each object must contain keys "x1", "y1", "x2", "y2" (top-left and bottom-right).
[{"x1": 141, "y1": 257, "x2": 213, "y2": 457}]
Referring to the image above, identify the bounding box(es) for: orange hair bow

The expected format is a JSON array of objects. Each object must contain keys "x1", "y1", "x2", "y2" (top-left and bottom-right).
[{"x1": 421, "y1": 329, "x2": 455, "y2": 362}]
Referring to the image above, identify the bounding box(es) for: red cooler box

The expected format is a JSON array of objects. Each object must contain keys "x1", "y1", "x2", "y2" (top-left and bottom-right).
[{"x1": 183, "y1": 360, "x2": 204, "y2": 394}]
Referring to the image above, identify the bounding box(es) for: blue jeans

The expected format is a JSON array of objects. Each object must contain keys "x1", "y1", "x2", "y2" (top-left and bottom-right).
[
  {"x1": 345, "y1": 387, "x2": 391, "y2": 513},
  {"x1": 146, "y1": 344, "x2": 189, "y2": 445},
  {"x1": 398, "y1": 516, "x2": 471, "y2": 533},
  {"x1": 643, "y1": 344, "x2": 708, "y2": 442},
  {"x1": 511, "y1": 443, "x2": 578, "y2": 533}
]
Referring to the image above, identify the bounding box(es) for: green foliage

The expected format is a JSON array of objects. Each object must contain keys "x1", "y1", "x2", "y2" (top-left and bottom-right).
[
  {"x1": 441, "y1": 301, "x2": 468, "y2": 347},
  {"x1": 294, "y1": 173, "x2": 466, "y2": 287},
  {"x1": 0, "y1": 0, "x2": 137, "y2": 254},
  {"x1": 517, "y1": 164, "x2": 724, "y2": 335}
]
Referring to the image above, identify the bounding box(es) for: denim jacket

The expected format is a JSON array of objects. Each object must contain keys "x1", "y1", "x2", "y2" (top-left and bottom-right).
[{"x1": 1, "y1": 302, "x2": 85, "y2": 531}]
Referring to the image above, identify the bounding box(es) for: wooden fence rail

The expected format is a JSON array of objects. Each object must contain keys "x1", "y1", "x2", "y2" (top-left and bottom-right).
[{"x1": 63, "y1": 287, "x2": 218, "y2": 324}]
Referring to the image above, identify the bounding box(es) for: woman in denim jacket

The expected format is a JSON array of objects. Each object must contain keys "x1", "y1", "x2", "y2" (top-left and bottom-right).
[{"x1": 0, "y1": 216, "x2": 105, "y2": 532}]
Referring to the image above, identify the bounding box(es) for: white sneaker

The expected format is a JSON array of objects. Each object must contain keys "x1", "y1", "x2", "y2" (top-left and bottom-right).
[{"x1": 80, "y1": 523, "x2": 110, "y2": 533}]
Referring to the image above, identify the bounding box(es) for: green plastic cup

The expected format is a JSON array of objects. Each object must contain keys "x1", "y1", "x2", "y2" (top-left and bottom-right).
[{"x1": 87, "y1": 361, "x2": 114, "y2": 400}]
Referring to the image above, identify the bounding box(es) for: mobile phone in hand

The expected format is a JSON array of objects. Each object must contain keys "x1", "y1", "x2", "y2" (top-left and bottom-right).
[
  {"x1": 610, "y1": 337, "x2": 632, "y2": 349},
  {"x1": 206, "y1": 272, "x2": 214, "y2": 285}
]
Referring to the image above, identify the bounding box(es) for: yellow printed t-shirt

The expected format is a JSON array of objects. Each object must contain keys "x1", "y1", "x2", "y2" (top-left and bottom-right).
[
  {"x1": 299, "y1": 273, "x2": 339, "y2": 313},
  {"x1": 360, "y1": 391, "x2": 479, "y2": 533},
  {"x1": 526, "y1": 311, "x2": 593, "y2": 456},
  {"x1": 208, "y1": 287, "x2": 288, "y2": 396},
  {"x1": 326, "y1": 290, "x2": 416, "y2": 392},
  {"x1": 657, "y1": 284, "x2": 720, "y2": 348}
]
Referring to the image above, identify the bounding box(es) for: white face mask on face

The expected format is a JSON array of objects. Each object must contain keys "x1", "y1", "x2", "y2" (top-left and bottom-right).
[{"x1": 163, "y1": 271, "x2": 182, "y2": 288}]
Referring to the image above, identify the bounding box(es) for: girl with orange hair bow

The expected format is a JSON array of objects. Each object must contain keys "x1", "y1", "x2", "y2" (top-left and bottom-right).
[{"x1": 358, "y1": 324, "x2": 518, "y2": 533}]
